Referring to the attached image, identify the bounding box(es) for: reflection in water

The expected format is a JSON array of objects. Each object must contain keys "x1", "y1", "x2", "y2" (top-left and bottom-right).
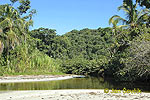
[
  {"x1": 0, "y1": 77, "x2": 150, "y2": 92},
  {"x1": 104, "y1": 78, "x2": 150, "y2": 92}
]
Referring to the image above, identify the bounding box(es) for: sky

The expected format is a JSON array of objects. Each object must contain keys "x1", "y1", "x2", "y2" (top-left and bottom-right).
[{"x1": 1, "y1": 0, "x2": 124, "y2": 35}]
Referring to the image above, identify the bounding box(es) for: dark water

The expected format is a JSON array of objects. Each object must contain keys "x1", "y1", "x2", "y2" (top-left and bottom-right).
[{"x1": 0, "y1": 77, "x2": 150, "y2": 92}]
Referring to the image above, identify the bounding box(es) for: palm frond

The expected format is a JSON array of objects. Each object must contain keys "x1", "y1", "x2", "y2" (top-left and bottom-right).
[
  {"x1": 0, "y1": 18, "x2": 13, "y2": 28},
  {"x1": 117, "y1": 25, "x2": 128, "y2": 28},
  {"x1": 110, "y1": 15, "x2": 127, "y2": 25},
  {"x1": 118, "y1": 5, "x2": 130, "y2": 14}
]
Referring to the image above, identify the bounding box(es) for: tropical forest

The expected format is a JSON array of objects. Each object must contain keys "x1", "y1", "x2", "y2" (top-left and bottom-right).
[{"x1": 0, "y1": 0, "x2": 150, "y2": 83}]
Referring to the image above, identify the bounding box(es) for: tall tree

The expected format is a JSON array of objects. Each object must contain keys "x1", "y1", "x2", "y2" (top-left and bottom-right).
[
  {"x1": 109, "y1": 0, "x2": 150, "y2": 29},
  {"x1": 0, "y1": 4, "x2": 32, "y2": 65}
]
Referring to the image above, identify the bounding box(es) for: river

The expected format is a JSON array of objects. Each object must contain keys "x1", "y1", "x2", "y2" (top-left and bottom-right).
[{"x1": 0, "y1": 77, "x2": 150, "y2": 92}]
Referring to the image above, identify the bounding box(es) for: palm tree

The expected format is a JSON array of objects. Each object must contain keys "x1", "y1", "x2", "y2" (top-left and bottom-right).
[
  {"x1": 0, "y1": 4, "x2": 31, "y2": 65},
  {"x1": 109, "y1": 0, "x2": 150, "y2": 29},
  {"x1": 0, "y1": 5, "x2": 19, "y2": 65},
  {"x1": 0, "y1": 4, "x2": 32, "y2": 49},
  {"x1": 0, "y1": 5, "x2": 19, "y2": 47}
]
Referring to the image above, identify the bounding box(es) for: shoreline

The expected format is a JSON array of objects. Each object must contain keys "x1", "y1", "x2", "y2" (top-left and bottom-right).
[
  {"x1": 0, "y1": 75, "x2": 150, "y2": 100},
  {"x1": 0, "y1": 89, "x2": 150, "y2": 100},
  {"x1": 0, "y1": 75, "x2": 80, "y2": 83}
]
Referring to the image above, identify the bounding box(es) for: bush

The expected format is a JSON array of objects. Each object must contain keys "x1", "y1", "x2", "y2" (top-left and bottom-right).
[
  {"x1": 0, "y1": 44, "x2": 62, "y2": 75},
  {"x1": 61, "y1": 56, "x2": 108, "y2": 76},
  {"x1": 116, "y1": 32, "x2": 150, "y2": 81}
]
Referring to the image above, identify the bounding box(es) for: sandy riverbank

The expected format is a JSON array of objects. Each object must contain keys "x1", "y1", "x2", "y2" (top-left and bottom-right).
[
  {"x1": 0, "y1": 90, "x2": 150, "y2": 100},
  {"x1": 0, "y1": 75, "x2": 80, "y2": 83},
  {"x1": 0, "y1": 75, "x2": 150, "y2": 100}
]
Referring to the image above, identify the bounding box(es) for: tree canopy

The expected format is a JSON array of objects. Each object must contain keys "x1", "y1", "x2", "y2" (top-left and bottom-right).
[{"x1": 0, "y1": 0, "x2": 150, "y2": 82}]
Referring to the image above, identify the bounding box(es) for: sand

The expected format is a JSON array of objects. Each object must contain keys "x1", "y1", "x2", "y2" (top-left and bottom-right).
[
  {"x1": 0, "y1": 90, "x2": 150, "y2": 100},
  {"x1": 0, "y1": 75, "x2": 78, "y2": 83},
  {"x1": 0, "y1": 75, "x2": 150, "y2": 100}
]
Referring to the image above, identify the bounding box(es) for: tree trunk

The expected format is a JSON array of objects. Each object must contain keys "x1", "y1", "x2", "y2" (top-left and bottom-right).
[{"x1": 0, "y1": 40, "x2": 4, "y2": 54}]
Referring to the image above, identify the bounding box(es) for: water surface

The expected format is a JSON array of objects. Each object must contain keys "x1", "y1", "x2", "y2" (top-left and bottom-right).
[{"x1": 0, "y1": 77, "x2": 150, "y2": 92}]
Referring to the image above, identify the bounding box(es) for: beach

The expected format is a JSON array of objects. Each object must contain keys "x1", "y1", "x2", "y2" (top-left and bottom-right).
[
  {"x1": 0, "y1": 75, "x2": 77, "y2": 83},
  {"x1": 0, "y1": 90, "x2": 150, "y2": 100},
  {"x1": 0, "y1": 75, "x2": 150, "y2": 100}
]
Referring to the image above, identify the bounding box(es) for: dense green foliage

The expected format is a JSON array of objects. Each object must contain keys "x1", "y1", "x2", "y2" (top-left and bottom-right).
[
  {"x1": 29, "y1": 0, "x2": 150, "y2": 81},
  {"x1": 30, "y1": 26, "x2": 150, "y2": 81},
  {"x1": 0, "y1": 0, "x2": 150, "y2": 82},
  {"x1": 30, "y1": 28, "x2": 113, "y2": 76},
  {"x1": 0, "y1": 1, "x2": 62, "y2": 75}
]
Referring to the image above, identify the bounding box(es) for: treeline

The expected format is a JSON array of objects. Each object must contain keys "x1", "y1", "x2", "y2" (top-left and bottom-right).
[
  {"x1": 0, "y1": 0, "x2": 150, "y2": 82},
  {"x1": 30, "y1": 0, "x2": 150, "y2": 81},
  {"x1": 30, "y1": 27, "x2": 112, "y2": 76},
  {"x1": 30, "y1": 26, "x2": 150, "y2": 82}
]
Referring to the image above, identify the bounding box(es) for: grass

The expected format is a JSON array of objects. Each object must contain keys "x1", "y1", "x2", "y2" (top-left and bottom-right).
[{"x1": 0, "y1": 45, "x2": 64, "y2": 76}]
